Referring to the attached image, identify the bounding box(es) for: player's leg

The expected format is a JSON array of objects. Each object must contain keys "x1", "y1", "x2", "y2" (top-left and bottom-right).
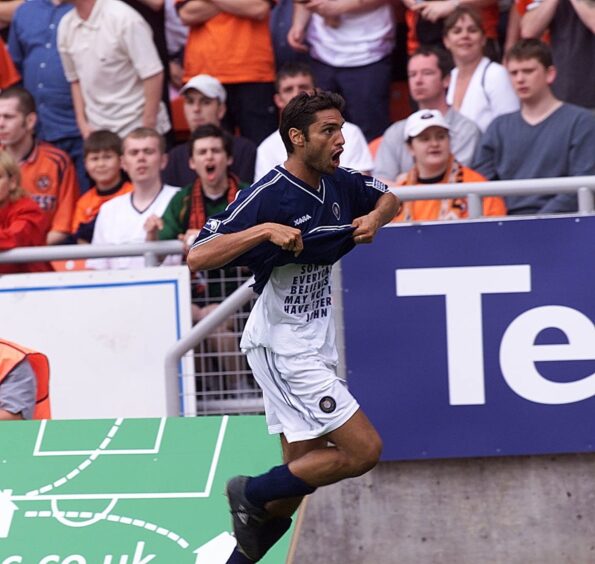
[
  {"x1": 226, "y1": 434, "x2": 327, "y2": 562},
  {"x1": 238, "y1": 350, "x2": 382, "y2": 513},
  {"x1": 245, "y1": 408, "x2": 381, "y2": 518},
  {"x1": 227, "y1": 348, "x2": 380, "y2": 561},
  {"x1": 264, "y1": 433, "x2": 328, "y2": 518},
  {"x1": 288, "y1": 407, "x2": 382, "y2": 486}
]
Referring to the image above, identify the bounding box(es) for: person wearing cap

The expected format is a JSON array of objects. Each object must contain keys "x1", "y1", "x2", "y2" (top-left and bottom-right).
[
  {"x1": 373, "y1": 45, "x2": 481, "y2": 185},
  {"x1": 393, "y1": 108, "x2": 506, "y2": 222},
  {"x1": 162, "y1": 74, "x2": 256, "y2": 187}
]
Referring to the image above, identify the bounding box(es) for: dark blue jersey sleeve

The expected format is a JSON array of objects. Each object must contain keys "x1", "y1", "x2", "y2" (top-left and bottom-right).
[{"x1": 342, "y1": 168, "x2": 389, "y2": 219}]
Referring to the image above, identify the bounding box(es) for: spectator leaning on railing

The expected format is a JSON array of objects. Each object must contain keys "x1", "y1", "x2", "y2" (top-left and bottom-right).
[
  {"x1": 473, "y1": 39, "x2": 595, "y2": 215},
  {"x1": 393, "y1": 109, "x2": 506, "y2": 222}
]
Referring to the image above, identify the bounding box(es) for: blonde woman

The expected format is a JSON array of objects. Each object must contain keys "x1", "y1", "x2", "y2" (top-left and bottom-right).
[
  {"x1": 443, "y1": 7, "x2": 519, "y2": 132},
  {"x1": 0, "y1": 151, "x2": 52, "y2": 274}
]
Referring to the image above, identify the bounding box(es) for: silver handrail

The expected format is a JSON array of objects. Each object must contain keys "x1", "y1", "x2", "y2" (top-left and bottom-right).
[
  {"x1": 387, "y1": 175, "x2": 595, "y2": 218},
  {"x1": 0, "y1": 240, "x2": 185, "y2": 265},
  {"x1": 163, "y1": 277, "x2": 257, "y2": 415}
]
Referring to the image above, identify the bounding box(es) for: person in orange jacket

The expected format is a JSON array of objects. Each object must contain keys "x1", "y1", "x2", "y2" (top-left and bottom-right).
[
  {"x1": 393, "y1": 109, "x2": 506, "y2": 222},
  {"x1": 0, "y1": 338, "x2": 51, "y2": 420}
]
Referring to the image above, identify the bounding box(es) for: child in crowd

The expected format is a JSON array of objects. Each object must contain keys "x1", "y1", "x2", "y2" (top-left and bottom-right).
[{"x1": 71, "y1": 131, "x2": 132, "y2": 244}]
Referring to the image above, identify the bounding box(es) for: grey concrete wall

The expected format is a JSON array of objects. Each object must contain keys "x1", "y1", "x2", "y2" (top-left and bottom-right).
[{"x1": 292, "y1": 454, "x2": 595, "y2": 564}]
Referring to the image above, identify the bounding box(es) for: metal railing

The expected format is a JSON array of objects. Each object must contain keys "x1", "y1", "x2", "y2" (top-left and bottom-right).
[
  {"x1": 0, "y1": 240, "x2": 185, "y2": 267},
  {"x1": 387, "y1": 176, "x2": 595, "y2": 218},
  {"x1": 164, "y1": 276, "x2": 261, "y2": 415}
]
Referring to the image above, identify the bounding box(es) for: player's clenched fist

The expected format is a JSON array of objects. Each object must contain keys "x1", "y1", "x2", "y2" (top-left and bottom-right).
[
  {"x1": 352, "y1": 211, "x2": 381, "y2": 244},
  {"x1": 265, "y1": 223, "x2": 304, "y2": 256}
]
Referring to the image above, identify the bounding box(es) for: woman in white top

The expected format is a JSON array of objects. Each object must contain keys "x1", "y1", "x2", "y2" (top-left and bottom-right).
[{"x1": 443, "y1": 7, "x2": 519, "y2": 132}]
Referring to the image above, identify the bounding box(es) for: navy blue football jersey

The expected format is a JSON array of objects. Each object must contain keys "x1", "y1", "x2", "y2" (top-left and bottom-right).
[{"x1": 193, "y1": 165, "x2": 388, "y2": 293}]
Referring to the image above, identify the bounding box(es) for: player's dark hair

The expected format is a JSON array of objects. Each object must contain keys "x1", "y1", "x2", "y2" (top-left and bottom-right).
[
  {"x1": 275, "y1": 62, "x2": 315, "y2": 93},
  {"x1": 280, "y1": 90, "x2": 345, "y2": 154},
  {"x1": 505, "y1": 38, "x2": 553, "y2": 69},
  {"x1": 188, "y1": 123, "x2": 233, "y2": 158},
  {"x1": 410, "y1": 46, "x2": 454, "y2": 79},
  {"x1": 0, "y1": 86, "x2": 36, "y2": 116},
  {"x1": 84, "y1": 130, "x2": 123, "y2": 157},
  {"x1": 124, "y1": 127, "x2": 166, "y2": 154},
  {"x1": 443, "y1": 6, "x2": 485, "y2": 37}
]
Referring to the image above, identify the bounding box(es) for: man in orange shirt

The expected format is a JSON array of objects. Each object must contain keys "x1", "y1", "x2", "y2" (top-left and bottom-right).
[
  {"x1": 177, "y1": 0, "x2": 277, "y2": 144},
  {"x1": 0, "y1": 86, "x2": 79, "y2": 245},
  {"x1": 394, "y1": 109, "x2": 506, "y2": 221}
]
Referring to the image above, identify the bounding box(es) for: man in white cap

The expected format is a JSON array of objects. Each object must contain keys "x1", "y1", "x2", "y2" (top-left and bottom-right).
[
  {"x1": 162, "y1": 74, "x2": 256, "y2": 187},
  {"x1": 392, "y1": 109, "x2": 505, "y2": 222}
]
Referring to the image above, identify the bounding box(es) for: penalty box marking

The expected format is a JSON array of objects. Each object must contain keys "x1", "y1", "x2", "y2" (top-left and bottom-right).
[
  {"x1": 10, "y1": 415, "x2": 228, "y2": 503},
  {"x1": 32, "y1": 418, "x2": 168, "y2": 456}
]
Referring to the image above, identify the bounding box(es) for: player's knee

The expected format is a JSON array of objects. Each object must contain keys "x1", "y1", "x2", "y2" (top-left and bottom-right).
[{"x1": 349, "y1": 435, "x2": 383, "y2": 477}]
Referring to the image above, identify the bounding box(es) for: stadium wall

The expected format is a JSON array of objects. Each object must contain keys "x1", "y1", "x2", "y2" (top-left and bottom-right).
[{"x1": 294, "y1": 454, "x2": 595, "y2": 563}]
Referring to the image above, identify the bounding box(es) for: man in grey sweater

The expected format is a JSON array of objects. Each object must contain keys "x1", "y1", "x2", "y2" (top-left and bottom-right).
[{"x1": 473, "y1": 39, "x2": 595, "y2": 215}]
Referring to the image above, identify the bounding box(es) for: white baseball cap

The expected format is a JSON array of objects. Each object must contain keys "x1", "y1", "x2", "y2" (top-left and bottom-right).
[
  {"x1": 404, "y1": 109, "x2": 450, "y2": 140},
  {"x1": 180, "y1": 74, "x2": 227, "y2": 103}
]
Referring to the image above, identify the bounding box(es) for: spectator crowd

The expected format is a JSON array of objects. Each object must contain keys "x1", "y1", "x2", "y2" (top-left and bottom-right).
[{"x1": 0, "y1": 0, "x2": 594, "y2": 264}]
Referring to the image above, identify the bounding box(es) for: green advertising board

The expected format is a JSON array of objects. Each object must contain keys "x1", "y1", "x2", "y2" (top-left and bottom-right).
[{"x1": 0, "y1": 416, "x2": 294, "y2": 563}]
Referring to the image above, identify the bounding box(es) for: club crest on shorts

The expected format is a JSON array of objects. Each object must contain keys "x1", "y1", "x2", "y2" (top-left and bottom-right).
[
  {"x1": 332, "y1": 202, "x2": 341, "y2": 220},
  {"x1": 319, "y1": 396, "x2": 336, "y2": 413}
]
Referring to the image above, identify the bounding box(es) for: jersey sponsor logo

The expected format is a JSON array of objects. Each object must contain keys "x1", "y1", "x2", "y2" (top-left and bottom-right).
[
  {"x1": 204, "y1": 218, "x2": 221, "y2": 233},
  {"x1": 319, "y1": 396, "x2": 336, "y2": 413},
  {"x1": 35, "y1": 174, "x2": 52, "y2": 192},
  {"x1": 293, "y1": 214, "x2": 311, "y2": 226},
  {"x1": 332, "y1": 202, "x2": 341, "y2": 220}
]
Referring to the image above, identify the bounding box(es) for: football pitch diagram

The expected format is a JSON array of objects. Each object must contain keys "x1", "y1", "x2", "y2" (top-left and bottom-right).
[{"x1": 0, "y1": 416, "x2": 293, "y2": 563}]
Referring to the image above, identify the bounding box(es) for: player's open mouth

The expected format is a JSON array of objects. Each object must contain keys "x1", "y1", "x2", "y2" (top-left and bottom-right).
[{"x1": 331, "y1": 150, "x2": 343, "y2": 166}]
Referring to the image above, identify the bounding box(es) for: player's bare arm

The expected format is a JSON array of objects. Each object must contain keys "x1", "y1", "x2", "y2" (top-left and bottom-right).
[
  {"x1": 352, "y1": 191, "x2": 400, "y2": 244},
  {"x1": 187, "y1": 222, "x2": 303, "y2": 271}
]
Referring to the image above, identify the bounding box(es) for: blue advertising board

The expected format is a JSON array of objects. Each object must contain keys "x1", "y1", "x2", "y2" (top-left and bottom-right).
[{"x1": 341, "y1": 216, "x2": 595, "y2": 461}]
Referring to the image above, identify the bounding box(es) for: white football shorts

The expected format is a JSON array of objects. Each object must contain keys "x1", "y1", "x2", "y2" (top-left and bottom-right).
[{"x1": 245, "y1": 347, "x2": 360, "y2": 443}]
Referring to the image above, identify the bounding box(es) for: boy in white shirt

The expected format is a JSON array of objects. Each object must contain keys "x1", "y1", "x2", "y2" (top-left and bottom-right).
[{"x1": 87, "y1": 128, "x2": 179, "y2": 270}]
